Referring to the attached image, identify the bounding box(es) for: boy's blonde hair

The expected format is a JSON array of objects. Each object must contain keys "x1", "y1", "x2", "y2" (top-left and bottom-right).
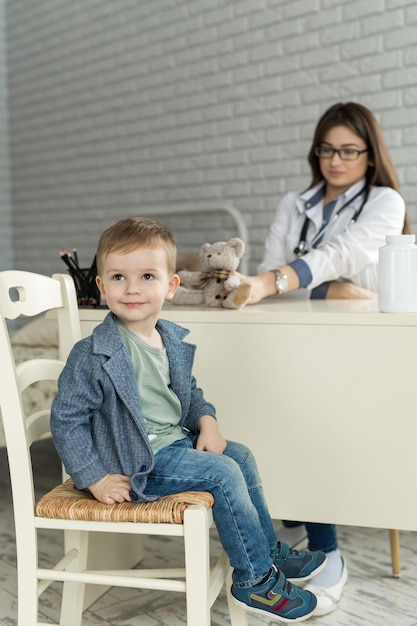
[{"x1": 96, "y1": 217, "x2": 177, "y2": 275}]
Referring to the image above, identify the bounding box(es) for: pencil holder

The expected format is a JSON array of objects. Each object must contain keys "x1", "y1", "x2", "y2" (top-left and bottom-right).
[{"x1": 67, "y1": 267, "x2": 101, "y2": 307}]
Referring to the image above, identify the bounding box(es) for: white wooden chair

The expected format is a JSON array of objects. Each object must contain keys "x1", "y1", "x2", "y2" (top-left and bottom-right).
[{"x1": 0, "y1": 270, "x2": 248, "y2": 626}]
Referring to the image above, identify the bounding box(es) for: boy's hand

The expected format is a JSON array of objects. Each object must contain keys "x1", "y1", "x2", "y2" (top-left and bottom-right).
[
  {"x1": 196, "y1": 415, "x2": 227, "y2": 454},
  {"x1": 89, "y1": 473, "x2": 132, "y2": 504}
]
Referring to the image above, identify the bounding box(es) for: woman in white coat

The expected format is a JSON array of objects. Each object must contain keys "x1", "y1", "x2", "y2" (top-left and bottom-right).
[
  {"x1": 243, "y1": 101, "x2": 408, "y2": 303},
  {"x1": 235, "y1": 102, "x2": 409, "y2": 615}
]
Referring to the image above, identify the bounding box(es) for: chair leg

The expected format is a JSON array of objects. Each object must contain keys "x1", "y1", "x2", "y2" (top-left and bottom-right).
[
  {"x1": 389, "y1": 529, "x2": 400, "y2": 576},
  {"x1": 17, "y1": 526, "x2": 38, "y2": 626},
  {"x1": 183, "y1": 505, "x2": 211, "y2": 626},
  {"x1": 226, "y1": 568, "x2": 249, "y2": 626},
  {"x1": 60, "y1": 530, "x2": 88, "y2": 626},
  {"x1": 83, "y1": 531, "x2": 145, "y2": 609}
]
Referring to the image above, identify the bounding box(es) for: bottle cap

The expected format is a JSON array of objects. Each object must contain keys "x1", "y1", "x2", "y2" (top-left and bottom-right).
[{"x1": 385, "y1": 234, "x2": 415, "y2": 244}]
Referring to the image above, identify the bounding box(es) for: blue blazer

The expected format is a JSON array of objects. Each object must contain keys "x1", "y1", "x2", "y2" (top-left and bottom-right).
[{"x1": 51, "y1": 312, "x2": 216, "y2": 501}]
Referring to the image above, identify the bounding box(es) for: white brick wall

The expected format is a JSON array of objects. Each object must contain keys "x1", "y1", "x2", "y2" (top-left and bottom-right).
[
  {"x1": 0, "y1": 0, "x2": 13, "y2": 270},
  {"x1": 4, "y1": 0, "x2": 417, "y2": 275}
]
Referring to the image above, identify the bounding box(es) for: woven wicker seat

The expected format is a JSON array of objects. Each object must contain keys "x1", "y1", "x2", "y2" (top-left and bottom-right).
[
  {"x1": 36, "y1": 478, "x2": 214, "y2": 524},
  {"x1": 0, "y1": 270, "x2": 248, "y2": 626}
]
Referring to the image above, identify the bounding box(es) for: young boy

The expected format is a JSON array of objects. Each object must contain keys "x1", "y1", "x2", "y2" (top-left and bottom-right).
[{"x1": 51, "y1": 217, "x2": 327, "y2": 622}]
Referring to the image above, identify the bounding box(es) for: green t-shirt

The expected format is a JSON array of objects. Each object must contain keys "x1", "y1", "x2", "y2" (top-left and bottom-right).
[{"x1": 116, "y1": 320, "x2": 186, "y2": 454}]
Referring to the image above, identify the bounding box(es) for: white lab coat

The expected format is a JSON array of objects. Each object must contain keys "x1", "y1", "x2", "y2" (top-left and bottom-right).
[{"x1": 258, "y1": 179, "x2": 405, "y2": 296}]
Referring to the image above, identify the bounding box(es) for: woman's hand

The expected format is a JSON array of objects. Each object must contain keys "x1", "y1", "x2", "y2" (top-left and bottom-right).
[
  {"x1": 230, "y1": 270, "x2": 279, "y2": 303},
  {"x1": 231, "y1": 265, "x2": 300, "y2": 304},
  {"x1": 196, "y1": 415, "x2": 227, "y2": 453},
  {"x1": 326, "y1": 281, "x2": 378, "y2": 300},
  {"x1": 89, "y1": 473, "x2": 132, "y2": 504}
]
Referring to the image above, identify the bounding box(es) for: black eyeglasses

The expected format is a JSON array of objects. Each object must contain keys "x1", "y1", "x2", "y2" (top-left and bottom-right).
[{"x1": 315, "y1": 146, "x2": 369, "y2": 161}]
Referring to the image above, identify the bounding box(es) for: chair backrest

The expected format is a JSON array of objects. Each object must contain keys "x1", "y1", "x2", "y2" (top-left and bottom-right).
[
  {"x1": 0, "y1": 271, "x2": 81, "y2": 360},
  {"x1": 0, "y1": 271, "x2": 81, "y2": 537}
]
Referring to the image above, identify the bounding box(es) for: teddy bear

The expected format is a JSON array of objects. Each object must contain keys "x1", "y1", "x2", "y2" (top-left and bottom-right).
[{"x1": 171, "y1": 237, "x2": 252, "y2": 309}]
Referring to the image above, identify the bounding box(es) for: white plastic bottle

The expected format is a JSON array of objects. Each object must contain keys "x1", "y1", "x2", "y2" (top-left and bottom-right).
[{"x1": 378, "y1": 234, "x2": 417, "y2": 313}]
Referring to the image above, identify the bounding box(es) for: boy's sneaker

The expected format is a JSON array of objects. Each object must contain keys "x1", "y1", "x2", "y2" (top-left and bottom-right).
[
  {"x1": 231, "y1": 564, "x2": 317, "y2": 622},
  {"x1": 272, "y1": 541, "x2": 327, "y2": 583}
]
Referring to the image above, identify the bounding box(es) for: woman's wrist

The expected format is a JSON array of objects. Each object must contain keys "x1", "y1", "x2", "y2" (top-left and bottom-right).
[
  {"x1": 243, "y1": 267, "x2": 300, "y2": 304},
  {"x1": 267, "y1": 265, "x2": 300, "y2": 296}
]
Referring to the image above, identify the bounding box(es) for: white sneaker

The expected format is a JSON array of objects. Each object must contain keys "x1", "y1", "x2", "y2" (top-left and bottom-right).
[{"x1": 304, "y1": 555, "x2": 348, "y2": 616}]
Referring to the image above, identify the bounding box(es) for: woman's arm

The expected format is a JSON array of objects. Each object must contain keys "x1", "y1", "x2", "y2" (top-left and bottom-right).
[
  {"x1": 300, "y1": 187, "x2": 405, "y2": 290},
  {"x1": 326, "y1": 282, "x2": 377, "y2": 300},
  {"x1": 233, "y1": 265, "x2": 300, "y2": 304},
  {"x1": 241, "y1": 187, "x2": 405, "y2": 302}
]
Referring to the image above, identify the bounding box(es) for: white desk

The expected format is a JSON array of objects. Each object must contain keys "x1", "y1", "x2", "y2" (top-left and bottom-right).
[{"x1": 79, "y1": 300, "x2": 417, "y2": 532}]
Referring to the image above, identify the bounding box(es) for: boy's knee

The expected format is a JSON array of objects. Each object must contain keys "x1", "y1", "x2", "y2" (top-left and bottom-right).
[{"x1": 225, "y1": 440, "x2": 254, "y2": 465}]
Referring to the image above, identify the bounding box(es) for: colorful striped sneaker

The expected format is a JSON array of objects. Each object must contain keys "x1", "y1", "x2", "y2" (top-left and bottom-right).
[
  {"x1": 272, "y1": 541, "x2": 327, "y2": 583},
  {"x1": 231, "y1": 564, "x2": 317, "y2": 622}
]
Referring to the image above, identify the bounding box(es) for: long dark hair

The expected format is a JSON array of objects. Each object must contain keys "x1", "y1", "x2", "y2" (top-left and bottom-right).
[{"x1": 307, "y1": 102, "x2": 409, "y2": 233}]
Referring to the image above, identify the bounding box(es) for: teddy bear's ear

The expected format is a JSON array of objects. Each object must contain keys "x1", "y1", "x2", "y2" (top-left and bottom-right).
[
  {"x1": 228, "y1": 237, "x2": 245, "y2": 258},
  {"x1": 200, "y1": 242, "x2": 213, "y2": 258}
]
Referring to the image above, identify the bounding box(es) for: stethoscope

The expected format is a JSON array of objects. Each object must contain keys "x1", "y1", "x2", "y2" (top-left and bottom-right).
[{"x1": 293, "y1": 185, "x2": 370, "y2": 257}]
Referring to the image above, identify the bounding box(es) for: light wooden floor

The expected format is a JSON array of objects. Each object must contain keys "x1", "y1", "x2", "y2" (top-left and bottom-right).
[{"x1": 1, "y1": 439, "x2": 417, "y2": 626}]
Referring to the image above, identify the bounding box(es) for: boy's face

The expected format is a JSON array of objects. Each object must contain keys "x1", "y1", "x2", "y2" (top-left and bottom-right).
[{"x1": 96, "y1": 246, "x2": 180, "y2": 333}]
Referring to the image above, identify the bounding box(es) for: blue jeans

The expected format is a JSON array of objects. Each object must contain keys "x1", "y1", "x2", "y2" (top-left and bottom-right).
[
  {"x1": 143, "y1": 436, "x2": 277, "y2": 587},
  {"x1": 283, "y1": 520, "x2": 338, "y2": 553}
]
